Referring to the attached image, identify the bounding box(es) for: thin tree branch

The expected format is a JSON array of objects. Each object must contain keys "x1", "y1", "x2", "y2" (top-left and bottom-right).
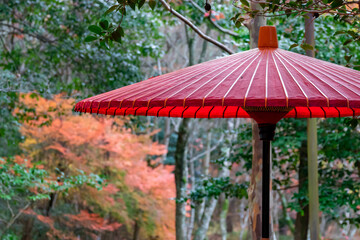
[
  {"x1": 188, "y1": 135, "x2": 224, "y2": 163},
  {"x1": 6, "y1": 200, "x2": 15, "y2": 217},
  {"x1": 2, "y1": 202, "x2": 31, "y2": 237},
  {"x1": 0, "y1": 22, "x2": 56, "y2": 44},
  {"x1": 274, "y1": 185, "x2": 299, "y2": 191},
  {"x1": 158, "y1": 0, "x2": 235, "y2": 54},
  {"x1": 186, "y1": 0, "x2": 240, "y2": 38},
  {"x1": 0, "y1": 88, "x2": 37, "y2": 93}
]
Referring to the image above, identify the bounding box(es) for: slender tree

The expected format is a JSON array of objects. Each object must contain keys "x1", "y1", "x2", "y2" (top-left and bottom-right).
[{"x1": 245, "y1": 1, "x2": 265, "y2": 238}]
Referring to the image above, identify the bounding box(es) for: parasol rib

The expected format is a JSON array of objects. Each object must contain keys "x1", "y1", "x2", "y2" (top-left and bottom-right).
[
  {"x1": 272, "y1": 50, "x2": 308, "y2": 107},
  {"x1": 281, "y1": 52, "x2": 353, "y2": 108},
  {"x1": 270, "y1": 50, "x2": 290, "y2": 107},
  {"x1": 275, "y1": 51, "x2": 330, "y2": 107}
]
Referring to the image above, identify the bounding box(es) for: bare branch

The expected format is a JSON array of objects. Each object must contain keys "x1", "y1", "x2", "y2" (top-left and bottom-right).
[
  {"x1": 158, "y1": 0, "x2": 235, "y2": 54},
  {"x1": 186, "y1": 0, "x2": 240, "y2": 38}
]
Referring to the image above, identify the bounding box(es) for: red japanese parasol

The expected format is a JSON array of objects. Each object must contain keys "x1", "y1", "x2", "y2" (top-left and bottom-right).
[{"x1": 75, "y1": 26, "x2": 360, "y2": 239}]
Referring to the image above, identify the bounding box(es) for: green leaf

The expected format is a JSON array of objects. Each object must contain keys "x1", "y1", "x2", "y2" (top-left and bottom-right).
[
  {"x1": 84, "y1": 36, "x2": 98, "y2": 42},
  {"x1": 128, "y1": 0, "x2": 136, "y2": 10},
  {"x1": 235, "y1": 19, "x2": 244, "y2": 28},
  {"x1": 334, "y1": 30, "x2": 345, "y2": 35},
  {"x1": 121, "y1": 6, "x2": 127, "y2": 15},
  {"x1": 240, "y1": 0, "x2": 249, "y2": 7},
  {"x1": 99, "y1": 19, "x2": 109, "y2": 30},
  {"x1": 344, "y1": 55, "x2": 352, "y2": 62},
  {"x1": 138, "y1": 0, "x2": 146, "y2": 8},
  {"x1": 343, "y1": 39, "x2": 353, "y2": 45},
  {"x1": 346, "y1": 30, "x2": 357, "y2": 38},
  {"x1": 306, "y1": 0, "x2": 313, "y2": 6},
  {"x1": 88, "y1": 25, "x2": 103, "y2": 35},
  {"x1": 301, "y1": 43, "x2": 314, "y2": 51},
  {"x1": 285, "y1": 9, "x2": 292, "y2": 17},
  {"x1": 331, "y1": 0, "x2": 343, "y2": 8},
  {"x1": 105, "y1": 5, "x2": 119, "y2": 15},
  {"x1": 111, "y1": 26, "x2": 124, "y2": 43},
  {"x1": 149, "y1": 0, "x2": 156, "y2": 10},
  {"x1": 272, "y1": 5, "x2": 278, "y2": 13},
  {"x1": 100, "y1": 39, "x2": 110, "y2": 50},
  {"x1": 289, "y1": 43, "x2": 298, "y2": 50}
]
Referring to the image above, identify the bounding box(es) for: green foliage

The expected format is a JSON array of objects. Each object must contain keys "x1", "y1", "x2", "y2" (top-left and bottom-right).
[
  {"x1": 187, "y1": 177, "x2": 248, "y2": 205},
  {"x1": 275, "y1": 118, "x2": 360, "y2": 227},
  {"x1": 270, "y1": 17, "x2": 360, "y2": 229},
  {"x1": 317, "y1": 118, "x2": 360, "y2": 226},
  {"x1": 275, "y1": 15, "x2": 360, "y2": 69},
  {"x1": 0, "y1": 157, "x2": 103, "y2": 202},
  {"x1": 1, "y1": 233, "x2": 20, "y2": 240},
  {"x1": 0, "y1": 156, "x2": 104, "y2": 237},
  {"x1": 85, "y1": 0, "x2": 164, "y2": 45},
  {"x1": 0, "y1": 0, "x2": 165, "y2": 155}
]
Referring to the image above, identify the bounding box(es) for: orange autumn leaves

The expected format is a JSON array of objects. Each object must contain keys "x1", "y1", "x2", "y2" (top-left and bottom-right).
[{"x1": 16, "y1": 93, "x2": 176, "y2": 239}]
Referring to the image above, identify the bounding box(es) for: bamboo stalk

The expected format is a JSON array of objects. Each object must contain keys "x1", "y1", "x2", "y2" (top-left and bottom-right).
[
  {"x1": 307, "y1": 118, "x2": 320, "y2": 240},
  {"x1": 305, "y1": 12, "x2": 320, "y2": 240}
]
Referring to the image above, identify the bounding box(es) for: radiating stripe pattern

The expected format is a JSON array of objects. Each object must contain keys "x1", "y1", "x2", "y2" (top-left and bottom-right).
[{"x1": 75, "y1": 47, "x2": 360, "y2": 119}]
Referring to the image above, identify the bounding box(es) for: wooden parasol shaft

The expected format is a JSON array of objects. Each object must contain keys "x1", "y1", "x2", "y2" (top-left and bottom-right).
[{"x1": 259, "y1": 123, "x2": 276, "y2": 239}]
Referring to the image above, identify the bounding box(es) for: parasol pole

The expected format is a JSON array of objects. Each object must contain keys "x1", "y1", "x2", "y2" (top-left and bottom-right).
[{"x1": 258, "y1": 123, "x2": 276, "y2": 240}]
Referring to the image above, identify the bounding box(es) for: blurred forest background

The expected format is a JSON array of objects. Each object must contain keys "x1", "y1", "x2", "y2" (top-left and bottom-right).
[{"x1": 0, "y1": 0, "x2": 360, "y2": 239}]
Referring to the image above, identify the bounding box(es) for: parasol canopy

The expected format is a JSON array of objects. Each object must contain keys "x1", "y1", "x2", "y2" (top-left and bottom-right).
[
  {"x1": 75, "y1": 26, "x2": 360, "y2": 122},
  {"x1": 75, "y1": 26, "x2": 360, "y2": 240}
]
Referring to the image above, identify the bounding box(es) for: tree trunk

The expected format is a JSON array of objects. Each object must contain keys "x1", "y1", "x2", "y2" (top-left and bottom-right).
[
  {"x1": 248, "y1": 2, "x2": 266, "y2": 49},
  {"x1": 162, "y1": 118, "x2": 171, "y2": 163},
  {"x1": 196, "y1": 127, "x2": 212, "y2": 225},
  {"x1": 194, "y1": 120, "x2": 233, "y2": 240},
  {"x1": 193, "y1": 197, "x2": 219, "y2": 240},
  {"x1": 247, "y1": 2, "x2": 265, "y2": 239},
  {"x1": 194, "y1": 167, "x2": 230, "y2": 240},
  {"x1": 294, "y1": 140, "x2": 309, "y2": 240},
  {"x1": 249, "y1": 122, "x2": 264, "y2": 240},
  {"x1": 175, "y1": 118, "x2": 190, "y2": 240},
  {"x1": 226, "y1": 199, "x2": 236, "y2": 233},
  {"x1": 174, "y1": 23, "x2": 197, "y2": 240},
  {"x1": 187, "y1": 151, "x2": 196, "y2": 240},
  {"x1": 156, "y1": 57, "x2": 170, "y2": 164},
  {"x1": 21, "y1": 217, "x2": 34, "y2": 240},
  {"x1": 133, "y1": 221, "x2": 140, "y2": 240},
  {"x1": 185, "y1": 24, "x2": 194, "y2": 66},
  {"x1": 220, "y1": 195, "x2": 229, "y2": 240},
  {"x1": 198, "y1": 26, "x2": 211, "y2": 64}
]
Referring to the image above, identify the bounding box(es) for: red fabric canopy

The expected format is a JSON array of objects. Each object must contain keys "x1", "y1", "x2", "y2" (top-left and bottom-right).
[{"x1": 75, "y1": 26, "x2": 360, "y2": 121}]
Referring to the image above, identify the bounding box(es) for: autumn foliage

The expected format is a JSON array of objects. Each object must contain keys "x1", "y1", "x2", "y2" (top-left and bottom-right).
[{"x1": 13, "y1": 93, "x2": 176, "y2": 239}]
